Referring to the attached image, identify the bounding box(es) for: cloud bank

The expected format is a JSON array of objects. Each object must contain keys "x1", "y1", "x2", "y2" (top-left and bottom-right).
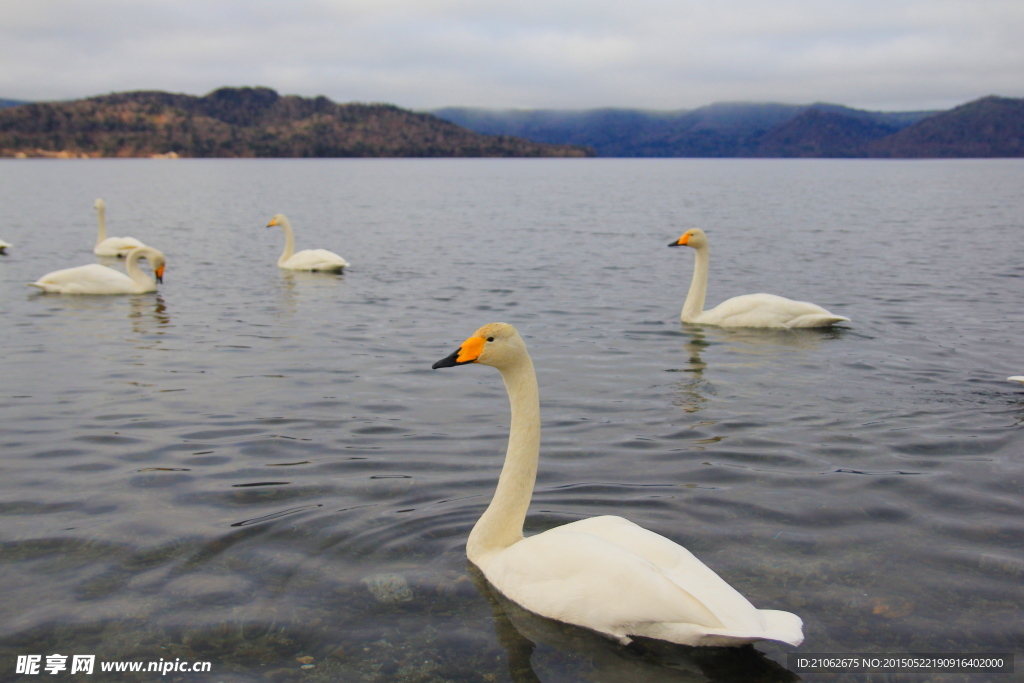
[{"x1": 2, "y1": 0, "x2": 1022, "y2": 111}]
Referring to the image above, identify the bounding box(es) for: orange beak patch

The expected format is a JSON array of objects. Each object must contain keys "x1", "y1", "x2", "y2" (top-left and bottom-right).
[
  {"x1": 456, "y1": 336, "x2": 486, "y2": 363},
  {"x1": 433, "y1": 335, "x2": 487, "y2": 369}
]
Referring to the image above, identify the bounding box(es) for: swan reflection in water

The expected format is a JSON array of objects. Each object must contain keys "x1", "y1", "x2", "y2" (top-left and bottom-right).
[
  {"x1": 470, "y1": 565, "x2": 798, "y2": 683},
  {"x1": 669, "y1": 323, "x2": 849, "y2": 413},
  {"x1": 128, "y1": 293, "x2": 170, "y2": 329}
]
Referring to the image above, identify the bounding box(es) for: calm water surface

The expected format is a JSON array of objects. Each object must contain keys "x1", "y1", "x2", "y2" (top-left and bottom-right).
[{"x1": 1, "y1": 159, "x2": 1022, "y2": 682}]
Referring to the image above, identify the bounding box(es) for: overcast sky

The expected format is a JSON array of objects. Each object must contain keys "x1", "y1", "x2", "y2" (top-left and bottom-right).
[{"x1": 2, "y1": 0, "x2": 1022, "y2": 112}]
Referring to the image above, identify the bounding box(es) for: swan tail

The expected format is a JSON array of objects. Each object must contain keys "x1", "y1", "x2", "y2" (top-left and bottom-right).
[
  {"x1": 638, "y1": 608, "x2": 803, "y2": 647},
  {"x1": 786, "y1": 313, "x2": 850, "y2": 328}
]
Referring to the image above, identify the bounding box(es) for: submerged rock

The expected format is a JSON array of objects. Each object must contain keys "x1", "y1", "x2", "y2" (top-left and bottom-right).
[{"x1": 361, "y1": 573, "x2": 413, "y2": 603}]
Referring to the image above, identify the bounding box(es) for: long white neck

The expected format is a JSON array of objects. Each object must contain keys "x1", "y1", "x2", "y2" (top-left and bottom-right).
[
  {"x1": 682, "y1": 244, "x2": 710, "y2": 322},
  {"x1": 124, "y1": 249, "x2": 155, "y2": 291},
  {"x1": 95, "y1": 204, "x2": 107, "y2": 246},
  {"x1": 467, "y1": 353, "x2": 541, "y2": 564},
  {"x1": 277, "y1": 218, "x2": 296, "y2": 266}
]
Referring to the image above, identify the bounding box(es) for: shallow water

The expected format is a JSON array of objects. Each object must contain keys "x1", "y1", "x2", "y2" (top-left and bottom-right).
[{"x1": 1, "y1": 158, "x2": 1022, "y2": 682}]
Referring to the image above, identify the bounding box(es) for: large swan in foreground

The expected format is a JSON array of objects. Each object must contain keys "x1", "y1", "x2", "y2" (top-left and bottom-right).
[
  {"x1": 266, "y1": 214, "x2": 349, "y2": 272},
  {"x1": 93, "y1": 198, "x2": 147, "y2": 257},
  {"x1": 669, "y1": 229, "x2": 849, "y2": 328},
  {"x1": 433, "y1": 322, "x2": 804, "y2": 648},
  {"x1": 30, "y1": 246, "x2": 165, "y2": 294}
]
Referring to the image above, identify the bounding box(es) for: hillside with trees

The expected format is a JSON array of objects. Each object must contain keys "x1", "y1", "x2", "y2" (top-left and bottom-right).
[
  {"x1": 865, "y1": 96, "x2": 1024, "y2": 158},
  {"x1": 0, "y1": 87, "x2": 592, "y2": 158}
]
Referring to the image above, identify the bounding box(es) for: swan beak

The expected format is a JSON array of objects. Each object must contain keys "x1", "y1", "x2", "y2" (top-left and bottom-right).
[
  {"x1": 432, "y1": 336, "x2": 485, "y2": 369},
  {"x1": 266, "y1": 217, "x2": 279, "y2": 227},
  {"x1": 155, "y1": 265, "x2": 165, "y2": 283},
  {"x1": 668, "y1": 234, "x2": 690, "y2": 247}
]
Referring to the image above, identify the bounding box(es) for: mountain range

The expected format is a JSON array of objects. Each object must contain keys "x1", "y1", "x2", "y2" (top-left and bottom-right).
[
  {"x1": 2, "y1": 88, "x2": 1022, "y2": 158},
  {"x1": 433, "y1": 96, "x2": 1024, "y2": 158}
]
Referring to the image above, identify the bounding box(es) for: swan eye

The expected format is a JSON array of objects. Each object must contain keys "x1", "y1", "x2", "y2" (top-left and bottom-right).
[{"x1": 487, "y1": 337, "x2": 494, "y2": 342}]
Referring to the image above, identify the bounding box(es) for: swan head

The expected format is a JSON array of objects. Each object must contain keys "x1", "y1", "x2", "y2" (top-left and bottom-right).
[
  {"x1": 668, "y1": 228, "x2": 708, "y2": 249},
  {"x1": 267, "y1": 214, "x2": 288, "y2": 228},
  {"x1": 94, "y1": 198, "x2": 105, "y2": 211},
  {"x1": 432, "y1": 322, "x2": 526, "y2": 371},
  {"x1": 129, "y1": 247, "x2": 166, "y2": 283}
]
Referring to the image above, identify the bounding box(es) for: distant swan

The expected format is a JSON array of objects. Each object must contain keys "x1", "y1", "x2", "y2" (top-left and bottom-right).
[
  {"x1": 266, "y1": 214, "x2": 349, "y2": 272},
  {"x1": 433, "y1": 322, "x2": 804, "y2": 648},
  {"x1": 30, "y1": 246, "x2": 166, "y2": 294},
  {"x1": 669, "y1": 228, "x2": 849, "y2": 328},
  {"x1": 0, "y1": 238, "x2": 10, "y2": 254},
  {"x1": 1009, "y1": 376, "x2": 1024, "y2": 385},
  {"x1": 93, "y1": 198, "x2": 147, "y2": 257}
]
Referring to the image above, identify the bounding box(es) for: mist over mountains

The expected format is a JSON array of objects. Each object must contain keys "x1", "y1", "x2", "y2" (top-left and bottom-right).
[{"x1": 433, "y1": 96, "x2": 1024, "y2": 158}]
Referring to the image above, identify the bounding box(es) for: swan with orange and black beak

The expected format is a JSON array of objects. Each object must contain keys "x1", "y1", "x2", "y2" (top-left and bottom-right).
[{"x1": 430, "y1": 321, "x2": 803, "y2": 648}]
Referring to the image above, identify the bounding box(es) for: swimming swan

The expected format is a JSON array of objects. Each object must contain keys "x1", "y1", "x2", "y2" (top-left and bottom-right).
[
  {"x1": 93, "y1": 198, "x2": 147, "y2": 257},
  {"x1": 1009, "y1": 376, "x2": 1024, "y2": 385},
  {"x1": 433, "y1": 322, "x2": 804, "y2": 648},
  {"x1": 668, "y1": 228, "x2": 849, "y2": 328},
  {"x1": 266, "y1": 214, "x2": 349, "y2": 272},
  {"x1": 0, "y1": 238, "x2": 10, "y2": 254},
  {"x1": 30, "y1": 246, "x2": 166, "y2": 294}
]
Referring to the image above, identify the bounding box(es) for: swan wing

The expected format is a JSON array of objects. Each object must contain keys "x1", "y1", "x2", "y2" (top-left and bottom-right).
[
  {"x1": 280, "y1": 249, "x2": 349, "y2": 271},
  {"x1": 481, "y1": 516, "x2": 802, "y2": 646},
  {"x1": 699, "y1": 293, "x2": 848, "y2": 329},
  {"x1": 29, "y1": 263, "x2": 136, "y2": 294},
  {"x1": 94, "y1": 236, "x2": 147, "y2": 257}
]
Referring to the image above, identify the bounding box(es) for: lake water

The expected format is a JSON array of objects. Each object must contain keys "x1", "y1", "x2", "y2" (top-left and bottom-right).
[{"x1": 1, "y1": 158, "x2": 1022, "y2": 682}]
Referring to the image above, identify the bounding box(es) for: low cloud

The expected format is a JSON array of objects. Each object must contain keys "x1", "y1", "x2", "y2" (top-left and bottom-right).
[{"x1": 2, "y1": 0, "x2": 1022, "y2": 111}]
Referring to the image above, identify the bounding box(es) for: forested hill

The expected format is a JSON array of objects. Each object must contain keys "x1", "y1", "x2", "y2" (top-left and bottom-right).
[
  {"x1": 0, "y1": 87, "x2": 592, "y2": 158},
  {"x1": 434, "y1": 96, "x2": 1024, "y2": 158}
]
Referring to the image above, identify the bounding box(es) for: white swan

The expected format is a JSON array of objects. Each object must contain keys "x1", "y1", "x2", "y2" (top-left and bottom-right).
[
  {"x1": 1009, "y1": 376, "x2": 1024, "y2": 385},
  {"x1": 0, "y1": 238, "x2": 10, "y2": 254},
  {"x1": 267, "y1": 214, "x2": 349, "y2": 272},
  {"x1": 30, "y1": 246, "x2": 166, "y2": 294},
  {"x1": 93, "y1": 198, "x2": 147, "y2": 257},
  {"x1": 668, "y1": 228, "x2": 849, "y2": 328},
  {"x1": 433, "y1": 322, "x2": 804, "y2": 648}
]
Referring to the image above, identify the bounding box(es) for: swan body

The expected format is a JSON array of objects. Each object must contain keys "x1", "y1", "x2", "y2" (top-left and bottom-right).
[
  {"x1": 93, "y1": 199, "x2": 146, "y2": 257},
  {"x1": 433, "y1": 322, "x2": 803, "y2": 648},
  {"x1": 1009, "y1": 376, "x2": 1024, "y2": 385},
  {"x1": 30, "y1": 246, "x2": 166, "y2": 294},
  {"x1": 669, "y1": 229, "x2": 848, "y2": 328},
  {"x1": 0, "y1": 238, "x2": 10, "y2": 254},
  {"x1": 267, "y1": 214, "x2": 349, "y2": 272}
]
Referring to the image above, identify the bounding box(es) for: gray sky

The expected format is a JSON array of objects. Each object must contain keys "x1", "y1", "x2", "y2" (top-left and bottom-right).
[{"x1": 2, "y1": 0, "x2": 1022, "y2": 112}]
